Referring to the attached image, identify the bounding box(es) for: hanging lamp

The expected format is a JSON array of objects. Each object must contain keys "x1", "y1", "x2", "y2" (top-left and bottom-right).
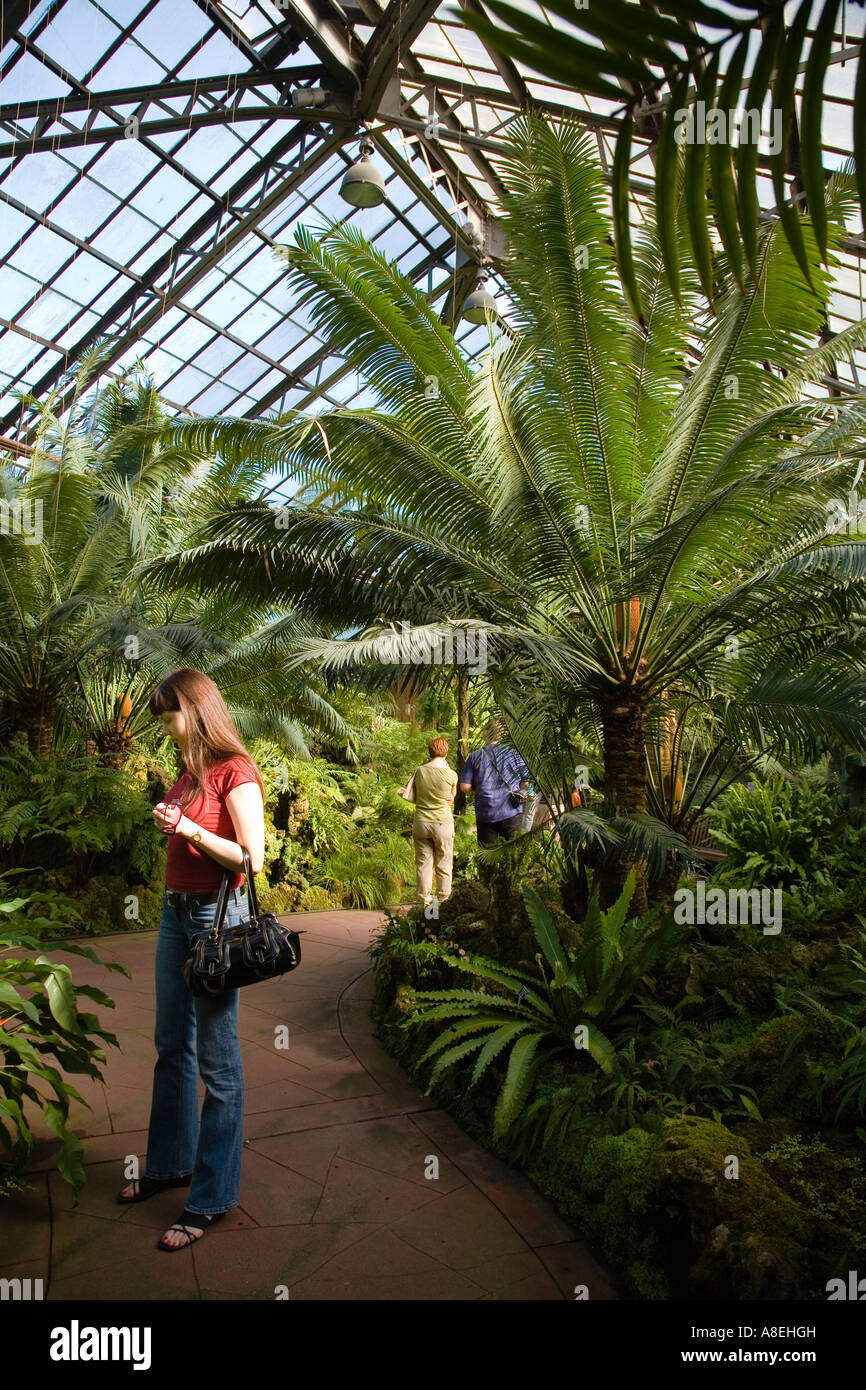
[
  {"x1": 340, "y1": 133, "x2": 386, "y2": 208},
  {"x1": 462, "y1": 266, "x2": 499, "y2": 323}
]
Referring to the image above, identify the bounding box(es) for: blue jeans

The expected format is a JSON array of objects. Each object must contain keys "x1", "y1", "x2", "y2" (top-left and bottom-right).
[{"x1": 144, "y1": 888, "x2": 247, "y2": 1215}]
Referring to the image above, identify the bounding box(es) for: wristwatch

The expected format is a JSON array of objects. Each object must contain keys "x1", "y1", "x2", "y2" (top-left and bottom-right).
[{"x1": 190, "y1": 829, "x2": 203, "y2": 845}]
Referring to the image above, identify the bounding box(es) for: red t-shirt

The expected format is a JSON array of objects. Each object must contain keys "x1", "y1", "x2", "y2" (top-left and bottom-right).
[{"x1": 164, "y1": 755, "x2": 259, "y2": 892}]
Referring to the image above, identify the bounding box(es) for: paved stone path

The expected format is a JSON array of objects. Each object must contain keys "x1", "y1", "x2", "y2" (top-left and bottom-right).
[{"x1": 2, "y1": 909, "x2": 617, "y2": 1300}]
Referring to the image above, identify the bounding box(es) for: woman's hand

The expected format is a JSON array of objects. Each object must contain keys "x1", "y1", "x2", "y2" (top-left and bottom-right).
[
  {"x1": 152, "y1": 803, "x2": 196, "y2": 837},
  {"x1": 152, "y1": 802, "x2": 179, "y2": 834}
]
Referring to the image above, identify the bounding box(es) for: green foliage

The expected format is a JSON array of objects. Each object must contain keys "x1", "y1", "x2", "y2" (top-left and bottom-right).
[
  {"x1": 574, "y1": 1128, "x2": 669, "y2": 1299},
  {"x1": 310, "y1": 833, "x2": 414, "y2": 909},
  {"x1": 395, "y1": 875, "x2": 683, "y2": 1140},
  {"x1": 757, "y1": 1133, "x2": 866, "y2": 1259},
  {"x1": 155, "y1": 120, "x2": 866, "y2": 916},
  {"x1": 456, "y1": 2, "x2": 865, "y2": 313},
  {"x1": 0, "y1": 749, "x2": 167, "y2": 930},
  {"x1": 0, "y1": 878, "x2": 130, "y2": 1200},
  {"x1": 707, "y1": 774, "x2": 836, "y2": 890}
]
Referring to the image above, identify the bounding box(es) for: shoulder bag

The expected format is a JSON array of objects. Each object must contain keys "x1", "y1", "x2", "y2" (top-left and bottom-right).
[
  {"x1": 398, "y1": 770, "x2": 418, "y2": 801},
  {"x1": 182, "y1": 847, "x2": 303, "y2": 996},
  {"x1": 482, "y1": 745, "x2": 528, "y2": 808}
]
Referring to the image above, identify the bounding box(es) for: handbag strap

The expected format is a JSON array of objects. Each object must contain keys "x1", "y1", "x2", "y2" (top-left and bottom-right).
[
  {"x1": 481, "y1": 744, "x2": 516, "y2": 793},
  {"x1": 207, "y1": 846, "x2": 258, "y2": 942}
]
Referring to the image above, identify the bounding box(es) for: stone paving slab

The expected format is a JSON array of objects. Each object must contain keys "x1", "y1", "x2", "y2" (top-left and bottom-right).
[{"x1": 2, "y1": 908, "x2": 617, "y2": 1300}]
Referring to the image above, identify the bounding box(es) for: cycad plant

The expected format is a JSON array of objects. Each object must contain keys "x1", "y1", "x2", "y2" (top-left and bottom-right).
[
  {"x1": 152, "y1": 116, "x2": 866, "y2": 910},
  {"x1": 0, "y1": 357, "x2": 349, "y2": 762},
  {"x1": 394, "y1": 875, "x2": 681, "y2": 1139}
]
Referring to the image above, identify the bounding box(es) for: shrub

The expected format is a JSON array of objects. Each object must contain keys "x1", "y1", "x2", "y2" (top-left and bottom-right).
[
  {"x1": 0, "y1": 881, "x2": 130, "y2": 1201},
  {"x1": 706, "y1": 775, "x2": 835, "y2": 891}
]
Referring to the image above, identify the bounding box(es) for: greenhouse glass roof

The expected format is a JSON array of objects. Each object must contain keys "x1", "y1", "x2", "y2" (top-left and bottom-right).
[{"x1": 1, "y1": 0, "x2": 864, "y2": 447}]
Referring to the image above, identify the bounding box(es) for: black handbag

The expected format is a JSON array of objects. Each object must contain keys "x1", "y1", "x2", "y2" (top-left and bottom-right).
[{"x1": 182, "y1": 847, "x2": 303, "y2": 996}]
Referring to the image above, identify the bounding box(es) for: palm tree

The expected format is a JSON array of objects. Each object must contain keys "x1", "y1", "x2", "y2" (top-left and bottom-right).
[
  {"x1": 456, "y1": 0, "x2": 866, "y2": 316},
  {"x1": 0, "y1": 359, "x2": 349, "y2": 762},
  {"x1": 149, "y1": 117, "x2": 866, "y2": 910}
]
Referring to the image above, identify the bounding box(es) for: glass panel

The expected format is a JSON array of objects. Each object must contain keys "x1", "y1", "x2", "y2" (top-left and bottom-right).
[
  {"x1": 90, "y1": 40, "x2": 167, "y2": 90},
  {"x1": 0, "y1": 50, "x2": 70, "y2": 103},
  {"x1": 37, "y1": 0, "x2": 119, "y2": 80},
  {"x1": 0, "y1": 264, "x2": 41, "y2": 316},
  {"x1": 9, "y1": 225, "x2": 73, "y2": 280},
  {"x1": 17, "y1": 287, "x2": 77, "y2": 337},
  {"x1": 131, "y1": 0, "x2": 209, "y2": 67},
  {"x1": 0, "y1": 329, "x2": 42, "y2": 376},
  {"x1": 50, "y1": 252, "x2": 119, "y2": 305},
  {"x1": 52, "y1": 177, "x2": 119, "y2": 238},
  {"x1": 0, "y1": 153, "x2": 75, "y2": 214}
]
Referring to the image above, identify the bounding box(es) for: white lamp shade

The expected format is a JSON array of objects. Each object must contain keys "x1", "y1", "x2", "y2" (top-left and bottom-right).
[
  {"x1": 340, "y1": 160, "x2": 387, "y2": 207},
  {"x1": 462, "y1": 286, "x2": 498, "y2": 323}
]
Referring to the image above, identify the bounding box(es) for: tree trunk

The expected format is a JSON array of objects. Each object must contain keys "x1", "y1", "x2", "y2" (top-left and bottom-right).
[
  {"x1": 21, "y1": 693, "x2": 55, "y2": 757},
  {"x1": 454, "y1": 672, "x2": 470, "y2": 814},
  {"x1": 95, "y1": 726, "x2": 134, "y2": 768},
  {"x1": 600, "y1": 691, "x2": 648, "y2": 914},
  {"x1": 391, "y1": 672, "x2": 417, "y2": 723}
]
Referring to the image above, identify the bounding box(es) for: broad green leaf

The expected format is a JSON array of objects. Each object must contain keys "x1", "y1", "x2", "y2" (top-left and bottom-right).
[
  {"x1": 0, "y1": 980, "x2": 41, "y2": 1023},
  {"x1": 655, "y1": 69, "x2": 689, "y2": 304},
  {"x1": 522, "y1": 884, "x2": 563, "y2": 972},
  {"x1": 737, "y1": 6, "x2": 784, "y2": 282},
  {"x1": 415, "y1": 1016, "x2": 503, "y2": 1066},
  {"x1": 613, "y1": 118, "x2": 645, "y2": 328},
  {"x1": 43, "y1": 1098, "x2": 86, "y2": 1201},
  {"x1": 493, "y1": 1031, "x2": 545, "y2": 1138},
  {"x1": 39, "y1": 960, "x2": 79, "y2": 1033},
  {"x1": 471, "y1": 1021, "x2": 536, "y2": 1088},
  {"x1": 427, "y1": 1032, "x2": 497, "y2": 1087},
  {"x1": 0, "y1": 1095, "x2": 33, "y2": 1148},
  {"x1": 710, "y1": 32, "x2": 749, "y2": 291},
  {"x1": 800, "y1": 0, "x2": 841, "y2": 262},
  {"x1": 685, "y1": 53, "x2": 719, "y2": 304},
  {"x1": 575, "y1": 1019, "x2": 618, "y2": 1075}
]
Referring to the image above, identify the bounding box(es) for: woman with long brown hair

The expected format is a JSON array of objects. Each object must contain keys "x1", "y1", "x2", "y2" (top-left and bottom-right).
[{"x1": 116, "y1": 669, "x2": 265, "y2": 1251}]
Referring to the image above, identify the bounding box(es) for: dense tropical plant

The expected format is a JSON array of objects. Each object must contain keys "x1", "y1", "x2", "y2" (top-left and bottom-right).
[
  {"x1": 457, "y1": 0, "x2": 866, "y2": 314},
  {"x1": 0, "y1": 877, "x2": 130, "y2": 1200},
  {"x1": 0, "y1": 354, "x2": 350, "y2": 764},
  {"x1": 150, "y1": 116, "x2": 866, "y2": 912},
  {"x1": 706, "y1": 772, "x2": 836, "y2": 889},
  {"x1": 390, "y1": 874, "x2": 682, "y2": 1138}
]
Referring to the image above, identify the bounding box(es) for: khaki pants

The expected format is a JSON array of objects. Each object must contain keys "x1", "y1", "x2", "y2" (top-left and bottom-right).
[{"x1": 413, "y1": 818, "x2": 455, "y2": 901}]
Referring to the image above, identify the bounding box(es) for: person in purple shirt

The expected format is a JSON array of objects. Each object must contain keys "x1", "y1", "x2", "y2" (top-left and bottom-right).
[{"x1": 459, "y1": 719, "x2": 531, "y2": 845}]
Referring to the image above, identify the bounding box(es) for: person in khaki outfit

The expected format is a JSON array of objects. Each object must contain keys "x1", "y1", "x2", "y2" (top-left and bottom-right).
[{"x1": 402, "y1": 737, "x2": 458, "y2": 907}]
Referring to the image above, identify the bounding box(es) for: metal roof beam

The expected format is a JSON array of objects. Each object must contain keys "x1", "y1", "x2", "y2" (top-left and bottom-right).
[
  {"x1": 0, "y1": 98, "x2": 353, "y2": 158},
  {"x1": 265, "y1": 0, "x2": 363, "y2": 87},
  {"x1": 0, "y1": 0, "x2": 53, "y2": 41},
  {"x1": 0, "y1": 124, "x2": 353, "y2": 435},
  {"x1": 0, "y1": 67, "x2": 327, "y2": 122},
  {"x1": 358, "y1": 0, "x2": 442, "y2": 116},
  {"x1": 189, "y1": 0, "x2": 299, "y2": 69},
  {"x1": 454, "y1": 0, "x2": 530, "y2": 107},
  {"x1": 370, "y1": 130, "x2": 493, "y2": 261}
]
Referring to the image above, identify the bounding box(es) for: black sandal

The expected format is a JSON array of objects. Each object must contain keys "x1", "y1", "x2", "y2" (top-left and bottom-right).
[
  {"x1": 157, "y1": 1208, "x2": 225, "y2": 1252},
  {"x1": 117, "y1": 1173, "x2": 192, "y2": 1204}
]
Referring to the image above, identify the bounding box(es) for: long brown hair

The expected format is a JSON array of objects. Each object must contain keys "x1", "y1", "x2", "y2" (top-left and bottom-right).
[{"x1": 149, "y1": 668, "x2": 264, "y2": 807}]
